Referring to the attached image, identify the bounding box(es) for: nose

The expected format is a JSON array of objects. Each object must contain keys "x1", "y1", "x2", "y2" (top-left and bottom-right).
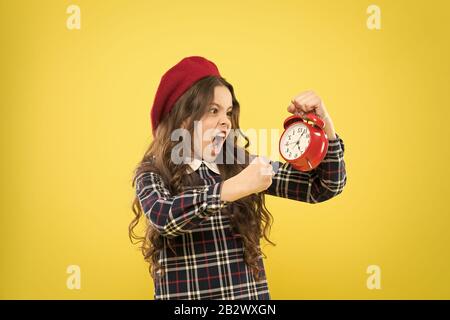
[{"x1": 219, "y1": 114, "x2": 231, "y2": 130}]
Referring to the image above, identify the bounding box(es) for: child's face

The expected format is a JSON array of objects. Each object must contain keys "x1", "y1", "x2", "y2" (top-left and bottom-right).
[{"x1": 194, "y1": 85, "x2": 233, "y2": 162}]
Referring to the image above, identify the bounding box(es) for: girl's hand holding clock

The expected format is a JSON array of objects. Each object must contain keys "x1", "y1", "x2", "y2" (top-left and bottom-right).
[{"x1": 287, "y1": 90, "x2": 337, "y2": 140}]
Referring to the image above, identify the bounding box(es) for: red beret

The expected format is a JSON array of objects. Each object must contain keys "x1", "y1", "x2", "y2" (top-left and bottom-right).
[{"x1": 150, "y1": 56, "x2": 222, "y2": 136}]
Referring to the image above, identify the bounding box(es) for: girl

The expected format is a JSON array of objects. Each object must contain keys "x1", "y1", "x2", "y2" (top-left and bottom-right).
[{"x1": 129, "y1": 56, "x2": 347, "y2": 300}]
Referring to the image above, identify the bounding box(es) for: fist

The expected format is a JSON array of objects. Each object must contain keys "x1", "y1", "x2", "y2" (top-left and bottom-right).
[
  {"x1": 287, "y1": 90, "x2": 337, "y2": 140},
  {"x1": 287, "y1": 90, "x2": 329, "y2": 121},
  {"x1": 239, "y1": 156, "x2": 275, "y2": 194}
]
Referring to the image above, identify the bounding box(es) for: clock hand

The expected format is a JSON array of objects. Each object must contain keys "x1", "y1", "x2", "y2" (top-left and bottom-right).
[{"x1": 295, "y1": 132, "x2": 304, "y2": 145}]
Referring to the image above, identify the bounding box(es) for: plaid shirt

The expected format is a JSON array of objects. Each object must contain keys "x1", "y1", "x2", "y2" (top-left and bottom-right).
[{"x1": 135, "y1": 133, "x2": 347, "y2": 300}]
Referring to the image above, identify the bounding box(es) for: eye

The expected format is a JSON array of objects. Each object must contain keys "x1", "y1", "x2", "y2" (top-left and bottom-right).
[
  {"x1": 227, "y1": 111, "x2": 233, "y2": 118},
  {"x1": 209, "y1": 107, "x2": 219, "y2": 114}
]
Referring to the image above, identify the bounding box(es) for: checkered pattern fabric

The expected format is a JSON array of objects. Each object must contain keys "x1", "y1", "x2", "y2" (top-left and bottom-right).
[{"x1": 135, "y1": 133, "x2": 347, "y2": 299}]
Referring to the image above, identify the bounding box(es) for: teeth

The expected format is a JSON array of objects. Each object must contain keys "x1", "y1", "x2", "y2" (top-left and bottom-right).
[{"x1": 212, "y1": 131, "x2": 226, "y2": 142}]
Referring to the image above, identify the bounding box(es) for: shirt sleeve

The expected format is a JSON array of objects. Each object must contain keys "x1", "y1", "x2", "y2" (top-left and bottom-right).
[
  {"x1": 135, "y1": 171, "x2": 230, "y2": 238},
  {"x1": 264, "y1": 132, "x2": 347, "y2": 203}
]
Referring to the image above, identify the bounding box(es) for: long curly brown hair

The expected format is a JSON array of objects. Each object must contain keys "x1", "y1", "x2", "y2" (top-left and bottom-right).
[{"x1": 129, "y1": 76, "x2": 275, "y2": 280}]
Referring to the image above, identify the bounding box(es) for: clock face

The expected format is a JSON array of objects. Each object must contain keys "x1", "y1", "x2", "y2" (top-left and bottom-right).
[{"x1": 280, "y1": 123, "x2": 311, "y2": 160}]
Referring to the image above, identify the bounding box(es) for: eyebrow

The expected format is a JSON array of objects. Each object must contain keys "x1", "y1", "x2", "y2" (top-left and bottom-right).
[{"x1": 209, "y1": 102, "x2": 233, "y2": 110}]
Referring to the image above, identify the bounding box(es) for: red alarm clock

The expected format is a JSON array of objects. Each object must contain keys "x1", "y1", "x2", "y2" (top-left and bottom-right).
[{"x1": 279, "y1": 112, "x2": 329, "y2": 171}]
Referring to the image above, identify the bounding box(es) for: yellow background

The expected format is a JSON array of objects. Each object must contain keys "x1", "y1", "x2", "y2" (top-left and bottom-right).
[{"x1": 1, "y1": 0, "x2": 449, "y2": 299}]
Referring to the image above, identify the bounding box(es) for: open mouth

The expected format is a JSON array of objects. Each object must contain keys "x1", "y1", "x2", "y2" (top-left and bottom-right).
[{"x1": 211, "y1": 131, "x2": 226, "y2": 156}]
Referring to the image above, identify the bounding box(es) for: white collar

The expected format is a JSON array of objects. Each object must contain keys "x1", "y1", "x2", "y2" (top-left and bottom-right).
[{"x1": 186, "y1": 157, "x2": 220, "y2": 175}]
